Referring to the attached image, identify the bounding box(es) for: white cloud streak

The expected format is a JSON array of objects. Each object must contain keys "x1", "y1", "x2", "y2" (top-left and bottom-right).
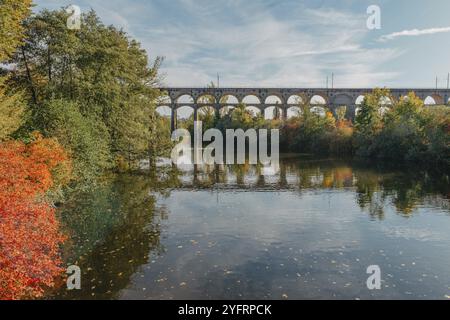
[{"x1": 379, "y1": 26, "x2": 450, "y2": 42}]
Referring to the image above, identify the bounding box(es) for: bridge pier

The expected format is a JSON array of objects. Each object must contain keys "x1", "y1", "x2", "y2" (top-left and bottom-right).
[
  {"x1": 170, "y1": 106, "x2": 177, "y2": 132},
  {"x1": 345, "y1": 105, "x2": 357, "y2": 122},
  {"x1": 193, "y1": 106, "x2": 199, "y2": 122},
  {"x1": 281, "y1": 106, "x2": 288, "y2": 122}
]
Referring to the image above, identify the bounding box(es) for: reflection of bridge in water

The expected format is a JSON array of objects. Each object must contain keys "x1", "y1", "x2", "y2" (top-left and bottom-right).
[
  {"x1": 161, "y1": 161, "x2": 356, "y2": 192},
  {"x1": 157, "y1": 87, "x2": 450, "y2": 131}
]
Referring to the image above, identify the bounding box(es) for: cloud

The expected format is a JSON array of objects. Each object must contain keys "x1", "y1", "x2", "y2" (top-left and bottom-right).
[
  {"x1": 34, "y1": 0, "x2": 402, "y2": 87},
  {"x1": 379, "y1": 26, "x2": 450, "y2": 42},
  {"x1": 135, "y1": 2, "x2": 400, "y2": 87}
]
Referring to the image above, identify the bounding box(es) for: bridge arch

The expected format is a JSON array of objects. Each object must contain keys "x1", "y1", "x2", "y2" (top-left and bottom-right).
[
  {"x1": 332, "y1": 94, "x2": 353, "y2": 107},
  {"x1": 265, "y1": 106, "x2": 283, "y2": 120},
  {"x1": 265, "y1": 94, "x2": 284, "y2": 105},
  {"x1": 287, "y1": 106, "x2": 302, "y2": 119},
  {"x1": 198, "y1": 105, "x2": 216, "y2": 116},
  {"x1": 242, "y1": 95, "x2": 261, "y2": 105},
  {"x1": 246, "y1": 106, "x2": 262, "y2": 117},
  {"x1": 220, "y1": 95, "x2": 239, "y2": 104},
  {"x1": 265, "y1": 95, "x2": 283, "y2": 105},
  {"x1": 219, "y1": 106, "x2": 235, "y2": 117},
  {"x1": 197, "y1": 94, "x2": 216, "y2": 104},
  {"x1": 424, "y1": 94, "x2": 444, "y2": 105},
  {"x1": 310, "y1": 94, "x2": 328, "y2": 106},
  {"x1": 175, "y1": 105, "x2": 195, "y2": 119},
  {"x1": 287, "y1": 94, "x2": 304, "y2": 105},
  {"x1": 380, "y1": 95, "x2": 393, "y2": 106},
  {"x1": 355, "y1": 95, "x2": 365, "y2": 105},
  {"x1": 310, "y1": 106, "x2": 327, "y2": 117},
  {"x1": 156, "y1": 106, "x2": 172, "y2": 117},
  {"x1": 176, "y1": 94, "x2": 194, "y2": 104}
]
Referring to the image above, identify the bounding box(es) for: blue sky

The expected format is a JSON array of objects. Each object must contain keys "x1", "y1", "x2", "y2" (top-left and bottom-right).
[{"x1": 34, "y1": 0, "x2": 450, "y2": 88}]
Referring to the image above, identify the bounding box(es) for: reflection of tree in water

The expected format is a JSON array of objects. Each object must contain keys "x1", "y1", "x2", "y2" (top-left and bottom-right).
[
  {"x1": 172, "y1": 158, "x2": 449, "y2": 219},
  {"x1": 54, "y1": 174, "x2": 169, "y2": 299},
  {"x1": 51, "y1": 160, "x2": 449, "y2": 298},
  {"x1": 353, "y1": 164, "x2": 450, "y2": 219}
]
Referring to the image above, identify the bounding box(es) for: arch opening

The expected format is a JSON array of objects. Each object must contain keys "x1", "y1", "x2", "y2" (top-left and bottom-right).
[
  {"x1": 219, "y1": 106, "x2": 235, "y2": 118},
  {"x1": 197, "y1": 94, "x2": 216, "y2": 104},
  {"x1": 310, "y1": 95, "x2": 327, "y2": 106},
  {"x1": 198, "y1": 105, "x2": 216, "y2": 117},
  {"x1": 176, "y1": 94, "x2": 194, "y2": 104},
  {"x1": 424, "y1": 96, "x2": 437, "y2": 105},
  {"x1": 176, "y1": 106, "x2": 195, "y2": 121},
  {"x1": 287, "y1": 106, "x2": 302, "y2": 119},
  {"x1": 287, "y1": 95, "x2": 304, "y2": 105},
  {"x1": 245, "y1": 106, "x2": 262, "y2": 118},
  {"x1": 424, "y1": 95, "x2": 444, "y2": 105},
  {"x1": 265, "y1": 95, "x2": 283, "y2": 105},
  {"x1": 265, "y1": 106, "x2": 283, "y2": 120},
  {"x1": 355, "y1": 95, "x2": 365, "y2": 105},
  {"x1": 156, "y1": 106, "x2": 171, "y2": 118},
  {"x1": 310, "y1": 106, "x2": 327, "y2": 117},
  {"x1": 220, "y1": 95, "x2": 239, "y2": 104},
  {"x1": 380, "y1": 96, "x2": 393, "y2": 106},
  {"x1": 332, "y1": 94, "x2": 353, "y2": 107},
  {"x1": 242, "y1": 95, "x2": 261, "y2": 105}
]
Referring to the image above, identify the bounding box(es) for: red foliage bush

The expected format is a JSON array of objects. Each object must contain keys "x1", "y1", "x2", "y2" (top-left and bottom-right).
[{"x1": 0, "y1": 134, "x2": 71, "y2": 299}]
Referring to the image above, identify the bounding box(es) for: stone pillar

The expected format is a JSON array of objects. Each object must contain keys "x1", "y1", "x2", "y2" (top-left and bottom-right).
[
  {"x1": 170, "y1": 105, "x2": 176, "y2": 132},
  {"x1": 214, "y1": 105, "x2": 220, "y2": 120},
  {"x1": 193, "y1": 106, "x2": 198, "y2": 122},
  {"x1": 281, "y1": 105, "x2": 288, "y2": 122},
  {"x1": 345, "y1": 105, "x2": 357, "y2": 122}
]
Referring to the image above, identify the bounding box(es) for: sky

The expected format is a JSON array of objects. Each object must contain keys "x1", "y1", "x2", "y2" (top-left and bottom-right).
[{"x1": 33, "y1": 0, "x2": 450, "y2": 88}]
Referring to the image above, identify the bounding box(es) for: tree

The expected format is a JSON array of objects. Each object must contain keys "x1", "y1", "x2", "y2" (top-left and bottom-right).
[
  {"x1": 13, "y1": 9, "x2": 165, "y2": 171},
  {"x1": 0, "y1": 0, "x2": 32, "y2": 61},
  {"x1": 0, "y1": 0, "x2": 32, "y2": 140},
  {"x1": 354, "y1": 88, "x2": 392, "y2": 157},
  {"x1": 0, "y1": 134, "x2": 71, "y2": 299},
  {"x1": 35, "y1": 99, "x2": 112, "y2": 181},
  {"x1": 0, "y1": 77, "x2": 25, "y2": 141}
]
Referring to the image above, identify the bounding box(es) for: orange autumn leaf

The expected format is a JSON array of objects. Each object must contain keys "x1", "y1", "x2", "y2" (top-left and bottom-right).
[{"x1": 0, "y1": 134, "x2": 71, "y2": 300}]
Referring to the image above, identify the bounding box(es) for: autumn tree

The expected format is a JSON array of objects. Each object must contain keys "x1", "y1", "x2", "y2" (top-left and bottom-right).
[{"x1": 0, "y1": 134, "x2": 71, "y2": 299}]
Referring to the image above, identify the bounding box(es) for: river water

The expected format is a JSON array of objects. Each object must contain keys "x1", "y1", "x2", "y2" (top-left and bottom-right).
[{"x1": 51, "y1": 156, "x2": 450, "y2": 300}]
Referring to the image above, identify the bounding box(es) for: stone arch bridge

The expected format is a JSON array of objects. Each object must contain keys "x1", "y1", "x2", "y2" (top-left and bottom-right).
[{"x1": 157, "y1": 87, "x2": 450, "y2": 131}]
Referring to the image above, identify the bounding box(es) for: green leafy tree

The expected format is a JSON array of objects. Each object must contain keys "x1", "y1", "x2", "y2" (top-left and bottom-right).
[
  {"x1": 35, "y1": 99, "x2": 112, "y2": 181},
  {"x1": 0, "y1": 0, "x2": 32, "y2": 140},
  {"x1": 12, "y1": 9, "x2": 165, "y2": 171}
]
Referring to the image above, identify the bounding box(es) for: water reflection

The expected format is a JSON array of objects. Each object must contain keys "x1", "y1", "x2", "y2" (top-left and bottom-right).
[{"x1": 51, "y1": 158, "x2": 450, "y2": 300}]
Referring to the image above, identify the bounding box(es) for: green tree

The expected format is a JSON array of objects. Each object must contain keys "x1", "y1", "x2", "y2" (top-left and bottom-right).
[
  {"x1": 36, "y1": 99, "x2": 112, "y2": 181},
  {"x1": 0, "y1": 0, "x2": 32, "y2": 140},
  {"x1": 354, "y1": 88, "x2": 392, "y2": 157},
  {"x1": 13, "y1": 9, "x2": 165, "y2": 171}
]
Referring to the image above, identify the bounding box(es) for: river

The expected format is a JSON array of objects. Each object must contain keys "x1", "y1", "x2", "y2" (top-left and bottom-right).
[{"x1": 50, "y1": 156, "x2": 450, "y2": 300}]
